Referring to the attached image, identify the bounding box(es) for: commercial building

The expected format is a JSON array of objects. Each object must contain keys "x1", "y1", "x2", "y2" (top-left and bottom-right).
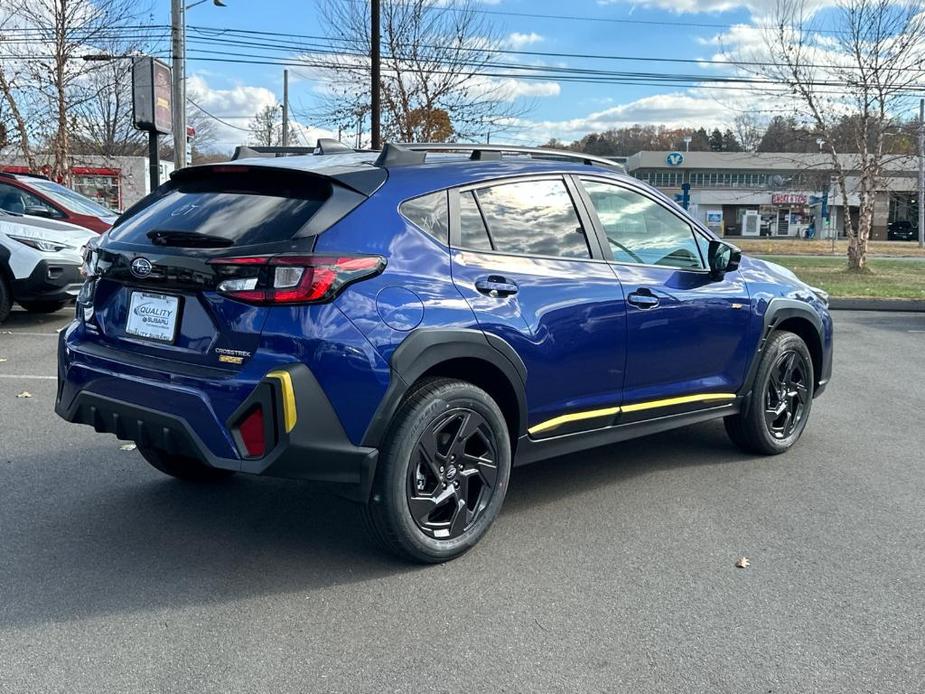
[
  {"x1": 624, "y1": 151, "x2": 918, "y2": 239},
  {"x1": 0, "y1": 153, "x2": 174, "y2": 212}
]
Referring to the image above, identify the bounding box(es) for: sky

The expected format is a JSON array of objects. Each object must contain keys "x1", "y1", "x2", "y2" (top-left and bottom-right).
[{"x1": 145, "y1": 0, "x2": 790, "y2": 151}]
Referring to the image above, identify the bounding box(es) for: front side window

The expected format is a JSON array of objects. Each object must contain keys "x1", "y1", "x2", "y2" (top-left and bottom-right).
[
  {"x1": 0, "y1": 182, "x2": 62, "y2": 218},
  {"x1": 474, "y1": 179, "x2": 590, "y2": 259},
  {"x1": 580, "y1": 179, "x2": 704, "y2": 270}
]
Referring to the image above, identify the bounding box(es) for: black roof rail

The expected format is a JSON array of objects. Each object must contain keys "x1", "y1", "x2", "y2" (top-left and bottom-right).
[
  {"x1": 374, "y1": 142, "x2": 624, "y2": 170},
  {"x1": 314, "y1": 138, "x2": 354, "y2": 155},
  {"x1": 374, "y1": 142, "x2": 427, "y2": 167},
  {"x1": 231, "y1": 145, "x2": 317, "y2": 160}
]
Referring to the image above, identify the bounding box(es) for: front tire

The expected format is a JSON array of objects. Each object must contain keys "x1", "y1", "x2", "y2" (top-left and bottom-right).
[
  {"x1": 725, "y1": 330, "x2": 814, "y2": 455},
  {"x1": 365, "y1": 378, "x2": 511, "y2": 563},
  {"x1": 19, "y1": 300, "x2": 67, "y2": 314},
  {"x1": 138, "y1": 446, "x2": 236, "y2": 483}
]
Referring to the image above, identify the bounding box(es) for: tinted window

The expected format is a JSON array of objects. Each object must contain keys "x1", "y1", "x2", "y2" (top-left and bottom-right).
[
  {"x1": 0, "y1": 182, "x2": 61, "y2": 218},
  {"x1": 458, "y1": 191, "x2": 492, "y2": 250},
  {"x1": 581, "y1": 180, "x2": 703, "y2": 269},
  {"x1": 400, "y1": 191, "x2": 448, "y2": 243},
  {"x1": 475, "y1": 179, "x2": 590, "y2": 259},
  {"x1": 109, "y1": 171, "x2": 329, "y2": 247}
]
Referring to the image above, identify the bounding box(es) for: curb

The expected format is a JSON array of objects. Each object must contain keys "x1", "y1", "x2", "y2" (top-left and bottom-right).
[{"x1": 829, "y1": 299, "x2": 925, "y2": 312}]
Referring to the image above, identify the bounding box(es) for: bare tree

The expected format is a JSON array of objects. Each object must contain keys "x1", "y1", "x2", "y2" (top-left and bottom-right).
[
  {"x1": 3, "y1": 0, "x2": 152, "y2": 181},
  {"x1": 312, "y1": 0, "x2": 526, "y2": 142},
  {"x1": 733, "y1": 113, "x2": 765, "y2": 153},
  {"x1": 249, "y1": 104, "x2": 282, "y2": 147},
  {"x1": 732, "y1": 0, "x2": 925, "y2": 270}
]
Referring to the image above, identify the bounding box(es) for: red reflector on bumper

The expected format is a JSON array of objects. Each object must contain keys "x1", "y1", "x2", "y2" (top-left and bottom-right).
[{"x1": 238, "y1": 406, "x2": 265, "y2": 457}]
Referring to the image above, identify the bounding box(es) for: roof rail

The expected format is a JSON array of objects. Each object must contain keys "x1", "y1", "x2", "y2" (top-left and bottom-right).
[
  {"x1": 374, "y1": 142, "x2": 624, "y2": 170},
  {"x1": 231, "y1": 145, "x2": 317, "y2": 160},
  {"x1": 315, "y1": 138, "x2": 354, "y2": 155}
]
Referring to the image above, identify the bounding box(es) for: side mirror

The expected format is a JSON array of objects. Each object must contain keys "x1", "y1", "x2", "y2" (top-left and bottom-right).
[
  {"x1": 24, "y1": 206, "x2": 53, "y2": 219},
  {"x1": 707, "y1": 239, "x2": 741, "y2": 278}
]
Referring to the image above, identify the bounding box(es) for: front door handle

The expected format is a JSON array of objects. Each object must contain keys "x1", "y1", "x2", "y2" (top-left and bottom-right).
[
  {"x1": 475, "y1": 276, "x2": 518, "y2": 298},
  {"x1": 627, "y1": 290, "x2": 659, "y2": 309}
]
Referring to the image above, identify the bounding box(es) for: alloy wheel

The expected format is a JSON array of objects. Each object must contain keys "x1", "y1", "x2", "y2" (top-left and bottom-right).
[
  {"x1": 406, "y1": 408, "x2": 499, "y2": 540},
  {"x1": 764, "y1": 350, "x2": 810, "y2": 439}
]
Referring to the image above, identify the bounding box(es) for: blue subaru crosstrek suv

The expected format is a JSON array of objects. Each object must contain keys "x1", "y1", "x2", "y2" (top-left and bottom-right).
[{"x1": 56, "y1": 142, "x2": 833, "y2": 562}]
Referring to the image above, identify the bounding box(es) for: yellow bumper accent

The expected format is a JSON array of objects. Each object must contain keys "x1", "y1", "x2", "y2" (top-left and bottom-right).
[
  {"x1": 619, "y1": 392, "x2": 736, "y2": 414},
  {"x1": 527, "y1": 406, "x2": 620, "y2": 436},
  {"x1": 527, "y1": 393, "x2": 737, "y2": 436},
  {"x1": 267, "y1": 370, "x2": 298, "y2": 433}
]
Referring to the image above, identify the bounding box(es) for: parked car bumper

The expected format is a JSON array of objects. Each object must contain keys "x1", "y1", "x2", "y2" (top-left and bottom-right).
[
  {"x1": 55, "y1": 330, "x2": 379, "y2": 501},
  {"x1": 12, "y1": 260, "x2": 82, "y2": 303}
]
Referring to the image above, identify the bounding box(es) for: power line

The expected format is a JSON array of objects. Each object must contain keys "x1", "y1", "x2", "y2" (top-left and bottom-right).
[{"x1": 187, "y1": 96, "x2": 251, "y2": 132}]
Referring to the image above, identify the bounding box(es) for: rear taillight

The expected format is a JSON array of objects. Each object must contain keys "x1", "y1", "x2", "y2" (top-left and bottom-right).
[{"x1": 209, "y1": 254, "x2": 385, "y2": 305}]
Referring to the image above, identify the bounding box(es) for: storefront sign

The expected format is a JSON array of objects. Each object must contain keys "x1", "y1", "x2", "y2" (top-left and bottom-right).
[
  {"x1": 771, "y1": 193, "x2": 808, "y2": 205},
  {"x1": 666, "y1": 151, "x2": 684, "y2": 166}
]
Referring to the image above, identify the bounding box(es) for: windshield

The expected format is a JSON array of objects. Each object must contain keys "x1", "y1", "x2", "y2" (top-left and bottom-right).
[{"x1": 30, "y1": 180, "x2": 117, "y2": 217}]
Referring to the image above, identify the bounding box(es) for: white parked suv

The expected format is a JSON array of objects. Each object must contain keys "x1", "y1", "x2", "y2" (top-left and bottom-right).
[{"x1": 0, "y1": 210, "x2": 95, "y2": 323}]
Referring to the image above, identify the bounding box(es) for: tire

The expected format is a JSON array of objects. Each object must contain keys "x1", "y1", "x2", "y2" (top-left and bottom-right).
[
  {"x1": 725, "y1": 330, "x2": 814, "y2": 455},
  {"x1": 365, "y1": 377, "x2": 512, "y2": 563},
  {"x1": 138, "y1": 445, "x2": 236, "y2": 483},
  {"x1": 0, "y1": 275, "x2": 11, "y2": 324},
  {"x1": 19, "y1": 300, "x2": 67, "y2": 314}
]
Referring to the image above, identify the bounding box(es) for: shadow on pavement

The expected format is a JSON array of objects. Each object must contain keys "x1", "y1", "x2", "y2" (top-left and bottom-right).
[{"x1": 0, "y1": 420, "x2": 744, "y2": 629}]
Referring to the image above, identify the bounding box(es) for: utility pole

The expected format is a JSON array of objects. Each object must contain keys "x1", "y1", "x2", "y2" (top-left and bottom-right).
[
  {"x1": 918, "y1": 99, "x2": 925, "y2": 248},
  {"x1": 282, "y1": 69, "x2": 290, "y2": 147},
  {"x1": 171, "y1": 0, "x2": 186, "y2": 169},
  {"x1": 370, "y1": 0, "x2": 381, "y2": 149}
]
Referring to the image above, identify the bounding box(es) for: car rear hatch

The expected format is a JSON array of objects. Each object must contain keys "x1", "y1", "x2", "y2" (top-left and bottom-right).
[{"x1": 79, "y1": 164, "x2": 383, "y2": 372}]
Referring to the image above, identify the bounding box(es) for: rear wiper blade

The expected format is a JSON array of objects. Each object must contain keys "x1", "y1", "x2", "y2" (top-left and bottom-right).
[{"x1": 147, "y1": 230, "x2": 233, "y2": 248}]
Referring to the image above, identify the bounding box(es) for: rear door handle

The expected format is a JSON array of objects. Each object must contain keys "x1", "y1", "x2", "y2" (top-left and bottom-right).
[
  {"x1": 475, "y1": 276, "x2": 519, "y2": 297},
  {"x1": 627, "y1": 290, "x2": 659, "y2": 309}
]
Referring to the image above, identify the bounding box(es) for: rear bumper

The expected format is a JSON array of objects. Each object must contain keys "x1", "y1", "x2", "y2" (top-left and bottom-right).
[
  {"x1": 12, "y1": 260, "x2": 82, "y2": 303},
  {"x1": 55, "y1": 336, "x2": 379, "y2": 501}
]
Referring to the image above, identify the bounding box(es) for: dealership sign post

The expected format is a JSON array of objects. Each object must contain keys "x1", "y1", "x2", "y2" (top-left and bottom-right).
[{"x1": 132, "y1": 57, "x2": 173, "y2": 193}]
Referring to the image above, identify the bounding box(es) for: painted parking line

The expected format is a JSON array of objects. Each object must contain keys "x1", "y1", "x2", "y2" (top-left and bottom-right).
[
  {"x1": 0, "y1": 374, "x2": 56, "y2": 380},
  {"x1": 0, "y1": 332, "x2": 62, "y2": 338}
]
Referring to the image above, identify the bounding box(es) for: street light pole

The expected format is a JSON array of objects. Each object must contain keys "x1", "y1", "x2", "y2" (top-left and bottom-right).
[{"x1": 171, "y1": 0, "x2": 186, "y2": 170}]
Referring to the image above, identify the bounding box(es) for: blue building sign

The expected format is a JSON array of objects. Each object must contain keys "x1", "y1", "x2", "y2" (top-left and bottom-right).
[{"x1": 666, "y1": 151, "x2": 684, "y2": 166}]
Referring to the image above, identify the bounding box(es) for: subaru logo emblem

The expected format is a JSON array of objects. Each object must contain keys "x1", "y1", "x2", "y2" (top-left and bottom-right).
[{"x1": 131, "y1": 257, "x2": 153, "y2": 278}]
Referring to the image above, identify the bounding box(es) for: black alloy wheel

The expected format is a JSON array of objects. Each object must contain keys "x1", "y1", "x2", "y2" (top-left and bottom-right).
[
  {"x1": 764, "y1": 349, "x2": 811, "y2": 440},
  {"x1": 407, "y1": 408, "x2": 499, "y2": 540},
  {"x1": 724, "y1": 330, "x2": 814, "y2": 455},
  {"x1": 365, "y1": 377, "x2": 511, "y2": 563}
]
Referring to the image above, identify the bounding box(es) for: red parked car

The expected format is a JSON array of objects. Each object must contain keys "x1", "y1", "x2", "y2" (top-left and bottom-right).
[{"x1": 0, "y1": 172, "x2": 118, "y2": 233}]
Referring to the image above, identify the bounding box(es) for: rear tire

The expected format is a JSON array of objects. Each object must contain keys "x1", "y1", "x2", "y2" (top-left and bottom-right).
[
  {"x1": 724, "y1": 330, "x2": 814, "y2": 455},
  {"x1": 19, "y1": 300, "x2": 67, "y2": 314},
  {"x1": 0, "y1": 275, "x2": 11, "y2": 324},
  {"x1": 138, "y1": 445, "x2": 236, "y2": 483},
  {"x1": 365, "y1": 378, "x2": 511, "y2": 563}
]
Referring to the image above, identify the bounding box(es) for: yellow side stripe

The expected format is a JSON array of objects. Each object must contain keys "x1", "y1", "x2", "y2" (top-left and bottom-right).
[
  {"x1": 527, "y1": 393, "x2": 737, "y2": 436},
  {"x1": 267, "y1": 370, "x2": 298, "y2": 433},
  {"x1": 528, "y1": 406, "x2": 621, "y2": 436},
  {"x1": 620, "y1": 393, "x2": 736, "y2": 413}
]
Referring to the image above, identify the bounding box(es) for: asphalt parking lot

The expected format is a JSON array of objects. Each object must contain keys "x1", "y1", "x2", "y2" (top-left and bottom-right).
[{"x1": 1, "y1": 308, "x2": 923, "y2": 693}]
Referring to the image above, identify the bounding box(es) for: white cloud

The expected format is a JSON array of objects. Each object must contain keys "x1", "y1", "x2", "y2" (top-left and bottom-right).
[
  {"x1": 596, "y1": 0, "x2": 834, "y2": 15},
  {"x1": 505, "y1": 32, "x2": 544, "y2": 48}
]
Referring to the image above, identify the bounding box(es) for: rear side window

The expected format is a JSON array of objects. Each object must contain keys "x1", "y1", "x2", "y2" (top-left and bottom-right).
[
  {"x1": 109, "y1": 171, "x2": 330, "y2": 246},
  {"x1": 400, "y1": 191, "x2": 448, "y2": 243},
  {"x1": 474, "y1": 179, "x2": 590, "y2": 259}
]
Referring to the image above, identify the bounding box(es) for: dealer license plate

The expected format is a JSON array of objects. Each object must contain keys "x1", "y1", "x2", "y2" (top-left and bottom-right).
[{"x1": 125, "y1": 291, "x2": 180, "y2": 343}]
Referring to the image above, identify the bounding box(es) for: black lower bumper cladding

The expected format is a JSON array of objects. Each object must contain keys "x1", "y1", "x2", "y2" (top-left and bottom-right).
[{"x1": 56, "y1": 359, "x2": 379, "y2": 502}]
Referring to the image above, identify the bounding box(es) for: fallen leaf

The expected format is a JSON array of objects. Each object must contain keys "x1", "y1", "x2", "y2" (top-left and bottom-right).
[
  {"x1": 735, "y1": 557, "x2": 751, "y2": 569},
  {"x1": 119, "y1": 443, "x2": 137, "y2": 451},
  {"x1": 0, "y1": 358, "x2": 7, "y2": 363},
  {"x1": 16, "y1": 391, "x2": 32, "y2": 399}
]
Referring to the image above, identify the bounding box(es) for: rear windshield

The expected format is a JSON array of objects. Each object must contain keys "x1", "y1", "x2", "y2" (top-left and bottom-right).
[{"x1": 108, "y1": 171, "x2": 330, "y2": 247}]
